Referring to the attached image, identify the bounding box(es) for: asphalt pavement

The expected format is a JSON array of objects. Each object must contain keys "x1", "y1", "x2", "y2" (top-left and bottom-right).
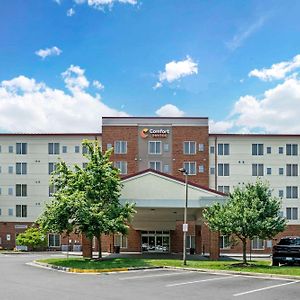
[{"x1": 0, "y1": 253, "x2": 299, "y2": 300}]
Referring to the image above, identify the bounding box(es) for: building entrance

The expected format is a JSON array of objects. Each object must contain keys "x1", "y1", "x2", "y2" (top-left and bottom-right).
[{"x1": 141, "y1": 231, "x2": 170, "y2": 252}]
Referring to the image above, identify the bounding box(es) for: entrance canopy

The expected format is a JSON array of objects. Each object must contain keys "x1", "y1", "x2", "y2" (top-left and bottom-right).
[{"x1": 120, "y1": 170, "x2": 227, "y2": 230}]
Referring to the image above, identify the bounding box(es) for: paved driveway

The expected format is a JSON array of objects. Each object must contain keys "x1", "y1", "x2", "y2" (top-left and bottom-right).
[{"x1": 0, "y1": 253, "x2": 299, "y2": 300}]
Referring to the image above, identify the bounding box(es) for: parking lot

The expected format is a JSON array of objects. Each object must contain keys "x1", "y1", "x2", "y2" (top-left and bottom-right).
[{"x1": 0, "y1": 253, "x2": 299, "y2": 300}]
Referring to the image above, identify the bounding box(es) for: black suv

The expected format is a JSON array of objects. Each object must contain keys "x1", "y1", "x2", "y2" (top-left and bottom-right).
[{"x1": 272, "y1": 236, "x2": 300, "y2": 266}]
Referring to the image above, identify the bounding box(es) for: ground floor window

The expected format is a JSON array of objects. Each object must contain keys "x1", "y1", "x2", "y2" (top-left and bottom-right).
[
  {"x1": 219, "y1": 235, "x2": 230, "y2": 249},
  {"x1": 48, "y1": 233, "x2": 61, "y2": 247},
  {"x1": 114, "y1": 234, "x2": 128, "y2": 248},
  {"x1": 186, "y1": 235, "x2": 196, "y2": 249},
  {"x1": 251, "y1": 237, "x2": 265, "y2": 250},
  {"x1": 141, "y1": 231, "x2": 170, "y2": 252}
]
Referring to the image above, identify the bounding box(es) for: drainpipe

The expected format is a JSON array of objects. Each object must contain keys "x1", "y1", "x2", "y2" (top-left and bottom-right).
[{"x1": 214, "y1": 136, "x2": 218, "y2": 190}]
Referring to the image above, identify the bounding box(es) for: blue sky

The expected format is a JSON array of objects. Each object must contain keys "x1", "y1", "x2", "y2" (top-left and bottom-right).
[{"x1": 1, "y1": 0, "x2": 300, "y2": 133}]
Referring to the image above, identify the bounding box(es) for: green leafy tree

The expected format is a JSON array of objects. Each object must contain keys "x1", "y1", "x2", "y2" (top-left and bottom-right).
[
  {"x1": 38, "y1": 140, "x2": 135, "y2": 259},
  {"x1": 203, "y1": 181, "x2": 286, "y2": 264},
  {"x1": 16, "y1": 227, "x2": 47, "y2": 250}
]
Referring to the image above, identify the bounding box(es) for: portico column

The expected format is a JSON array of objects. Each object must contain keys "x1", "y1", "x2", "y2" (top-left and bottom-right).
[{"x1": 209, "y1": 231, "x2": 220, "y2": 260}]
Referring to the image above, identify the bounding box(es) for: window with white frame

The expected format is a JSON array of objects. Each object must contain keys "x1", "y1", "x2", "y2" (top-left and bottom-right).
[
  {"x1": 267, "y1": 167, "x2": 272, "y2": 175},
  {"x1": 266, "y1": 146, "x2": 271, "y2": 154},
  {"x1": 82, "y1": 145, "x2": 88, "y2": 154},
  {"x1": 198, "y1": 144, "x2": 205, "y2": 152},
  {"x1": 8, "y1": 166, "x2": 13, "y2": 174},
  {"x1": 8, "y1": 208, "x2": 13, "y2": 216},
  {"x1": 8, "y1": 187, "x2": 13, "y2": 196},
  {"x1": 48, "y1": 162, "x2": 57, "y2": 175},
  {"x1": 48, "y1": 143, "x2": 60, "y2": 155},
  {"x1": 251, "y1": 237, "x2": 265, "y2": 250},
  {"x1": 218, "y1": 163, "x2": 229, "y2": 176},
  {"x1": 114, "y1": 141, "x2": 127, "y2": 154},
  {"x1": 286, "y1": 144, "x2": 298, "y2": 156},
  {"x1": 210, "y1": 146, "x2": 215, "y2": 154},
  {"x1": 149, "y1": 161, "x2": 161, "y2": 172},
  {"x1": 183, "y1": 141, "x2": 196, "y2": 154},
  {"x1": 186, "y1": 235, "x2": 196, "y2": 250},
  {"x1": 62, "y1": 145, "x2": 67, "y2": 153},
  {"x1": 16, "y1": 163, "x2": 27, "y2": 175},
  {"x1": 279, "y1": 190, "x2": 284, "y2": 198},
  {"x1": 163, "y1": 143, "x2": 169, "y2": 152},
  {"x1": 48, "y1": 233, "x2": 61, "y2": 247},
  {"x1": 286, "y1": 164, "x2": 298, "y2": 176},
  {"x1": 286, "y1": 207, "x2": 298, "y2": 220},
  {"x1": 198, "y1": 165, "x2": 204, "y2": 173},
  {"x1": 252, "y1": 164, "x2": 264, "y2": 176},
  {"x1": 114, "y1": 234, "x2": 128, "y2": 248},
  {"x1": 49, "y1": 184, "x2": 58, "y2": 197},
  {"x1": 219, "y1": 235, "x2": 230, "y2": 249},
  {"x1": 163, "y1": 164, "x2": 170, "y2": 173},
  {"x1": 114, "y1": 161, "x2": 127, "y2": 175},
  {"x1": 8, "y1": 145, "x2": 13, "y2": 153},
  {"x1": 279, "y1": 167, "x2": 284, "y2": 175},
  {"x1": 286, "y1": 186, "x2": 298, "y2": 199},
  {"x1": 210, "y1": 167, "x2": 215, "y2": 175},
  {"x1": 183, "y1": 162, "x2": 196, "y2": 175},
  {"x1": 278, "y1": 146, "x2": 284, "y2": 154},
  {"x1": 74, "y1": 145, "x2": 80, "y2": 153},
  {"x1": 218, "y1": 186, "x2": 230, "y2": 194},
  {"x1": 16, "y1": 205, "x2": 27, "y2": 218},
  {"x1": 218, "y1": 143, "x2": 230, "y2": 155},
  {"x1": 16, "y1": 143, "x2": 27, "y2": 155},
  {"x1": 148, "y1": 141, "x2": 161, "y2": 155},
  {"x1": 16, "y1": 184, "x2": 27, "y2": 197},
  {"x1": 252, "y1": 144, "x2": 264, "y2": 155}
]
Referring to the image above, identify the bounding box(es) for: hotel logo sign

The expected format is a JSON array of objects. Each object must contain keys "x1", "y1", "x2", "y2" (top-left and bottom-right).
[{"x1": 140, "y1": 128, "x2": 170, "y2": 138}]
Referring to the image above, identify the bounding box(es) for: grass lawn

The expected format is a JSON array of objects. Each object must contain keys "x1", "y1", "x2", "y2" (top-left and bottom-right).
[{"x1": 38, "y1": 257, "x2": 300, "y2": 276}]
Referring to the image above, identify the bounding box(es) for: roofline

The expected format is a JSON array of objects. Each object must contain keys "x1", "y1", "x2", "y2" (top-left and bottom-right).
[
  {"x1": 103, "y1": 117, "x2": 208, "y2": 120},
  {"x1": 121, "y1": 168, "x2": 226, "y2": 196},
  {"x1": 209, "y1": 133, "x2": 300, "y2": 138},
  {"x1": 0, "y1": 133, "x2": 102, "y2": 136}
]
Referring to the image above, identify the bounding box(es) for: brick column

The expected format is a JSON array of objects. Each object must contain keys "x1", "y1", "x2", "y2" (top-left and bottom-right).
[
  {"x1": 82, "y1": 235, "x2": 92, "y2": 259},
  {"x1": 209, "y1": 231, "x2": 220, "y2": 260}
]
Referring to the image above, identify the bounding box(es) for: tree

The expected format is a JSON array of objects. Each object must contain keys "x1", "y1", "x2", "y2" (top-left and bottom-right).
[
  {"x1": 203, "y1": 181, "x2": 287, "y2": 264},
  {"x1": 16, "y1": 227, "x2": 47, "y2": 250},
  {"x1": 38, "y1": 139, "x2": 136, "y2": 259}
]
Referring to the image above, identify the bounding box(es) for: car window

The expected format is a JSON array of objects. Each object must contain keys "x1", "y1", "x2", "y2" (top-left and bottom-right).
[{"x1": 278, "y1": 238, "x2": 300, "y2": 245}]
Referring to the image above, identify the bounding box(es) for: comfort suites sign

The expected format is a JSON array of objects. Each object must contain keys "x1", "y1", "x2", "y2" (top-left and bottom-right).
[{"x1": 140, "y1": 128, "x2": 170, "y2": 138}]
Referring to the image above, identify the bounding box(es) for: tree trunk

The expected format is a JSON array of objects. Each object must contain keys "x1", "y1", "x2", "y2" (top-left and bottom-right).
[
  {"x1": 242, "y1": 238, "x2": 247, "y2": 264},
  {"x1": 97, "y1": 235, "x2": 102, "y2": 259}
]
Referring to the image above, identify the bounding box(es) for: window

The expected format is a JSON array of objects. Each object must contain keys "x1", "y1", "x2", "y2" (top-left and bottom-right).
[
  {"x1": 8, "y1": 208, "x2": 13, "y2": 216},
  {"x1": 219, "y1": 235, "x2": 230, "y2": 249},
  {"x1": 218, "y1": 163, "x2": 230, "y2": 176},
  {"x1": 62, "y1": 146, "x2": 67, "y2": 153},
  {"x1": 218, "y1": 143, "x2": 230, "y2": 155},
  {"x1": 252, "y1": 237, "x2": 265, "y2": 250},
  {"x1": 8, "y1": 166, "x2": 13, "y2": 174},
  {"x1": 279, "y1": 168, "x2": 284, "y2": 175},
  {"x1": 48, "y1": 143, "x2": 60, "y2": 155},
  {"x1": 286, "y1": 186, "x2": 298, "y2": 199},
  {"x1": 266, "y1": 147, "x2": 271, "y2": 154},
  {"x1": 267, "y1": 167, "x2": 272, "y2": 175},
  {"x1": 210, "y1": 167, "x2": 215, "y2": 175},
  {"x1": 107, "y1": 143, "x2": 112, "y2": 150},
  {"x1": 16, "y1": 143, "x2": 27, "y2": 154},
  {"x1": 114, "y1": 141, "x2": 127, "y2": 154},
  {"x1": 48, "y1": 233, "x2": 61, "y2": 247},
  {"x1": 8, "y1": 145, "x2": 13, "y2": 153},
  {"x1": 186, "y1": 235, "x2": 196, "y2": 250},
  {"x1": 210, "y1": 146, "x2": 215, "y2": 154},
  {"x1": 114, "y1": 234, "x2": 128, "y2": 248},
  {"x1": 48, "y1": 163, "x2": 57, "y2": 175},
  {"x1": 279, "y1": 190, "x2": 284, "y2": 198},
  {"x1": 16, "y1": 184, "x2": 27, "y2": 197},
  {"x1": 198, "y1": 165, "x2": 205, "y2": 173},
  {"x1": 198, "y1": 144, "x2": 205, "y2": 152},
  {"x1": 148, "y1": 141, "x2": 161, "y2": 155},
  {"x1": 252, "y1": 164, "x2": 264, "y2": 176},
  {"x1": 163, "y1": 164, "x2": 169, "y2": 173},
  {"x1": 82, "y1": 163, "x2": 88, "y2": 169},
  {"x1": 252, "y1": 144, "x2": 264, "y2": 155},
  {"x1": 183, "y1": 162, "x2": 196, "y2": 175},
  {"x1": 82, "y1": 145, "x2": 88, "y2": 154},
  {"x1": 286, "y1": 208, "x2": 298, "y2": 220},
  {"x1": 114, "y1": 161, "x2": 127, "y2": 175},
  {"x1": 149, "y1": 161, "x2": 161, "y2": 172},
  {"x1": 286, "y1": 164, "x2": 298, "y2": 176},
  {"x1": 286, "y1": 144, "x2": 298, "y2": 156},
  {"x1": 183, "y1": 141, "x2": 196, "y2": 154},
  {"x1": 49, "y1": 185, "x2": 58, "y2": 197},
  {"x1": 163, "y1": 143, "x2": 169, "y2": 152},
  {"x1": 16, "y1": 205, "x2": 27, "y2": 218},
  {"x1": 74, "y1": 146, "x2": 80, "y2": 153},
  {"x1": 218, "y1": 186, "x2": 230, "y2": 194},
  {"x1": 8, "y1": 187, "x2": 13, "y2": 196},
  {"x1": 16, "y1": 163, "x2": 27, "y2": 175},
  {"x1": 278, "y1": 147, "x2": 284, "y2": 154}
]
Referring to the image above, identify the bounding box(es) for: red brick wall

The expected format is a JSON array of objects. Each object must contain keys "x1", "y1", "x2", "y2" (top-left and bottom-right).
[
  {"x1": 102, "y1": 126, "x2": 139, "y2": 175},
  {"x1": 172, "y1": 126, "x2": 209, "y2": 186}
]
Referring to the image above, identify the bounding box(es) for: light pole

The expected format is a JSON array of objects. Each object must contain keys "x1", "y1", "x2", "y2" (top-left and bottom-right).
[{"x1": 178, "y1": 168, "x2": 188, "y2": 265}]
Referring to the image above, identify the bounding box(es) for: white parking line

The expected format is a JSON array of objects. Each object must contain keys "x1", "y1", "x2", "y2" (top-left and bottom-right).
[
  {"x1": 233, "y1": 280, "x2": 300, "y2": 297},
  {"x1": 119, "y1": 271, "x2": 193, "y2": 280},
  {"x1": 166, "y1": 275, "x2": 237, "y2": 287}
]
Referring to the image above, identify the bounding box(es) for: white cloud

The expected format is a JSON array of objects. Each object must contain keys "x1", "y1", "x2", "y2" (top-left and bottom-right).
[
  {"x1": 155, "y1": 104, "x2": 184, "y2": 117},
  {"x1": 73, "y1": 0, "x2": 137, "y2": 10},
  {"x1": 226, "y1": 17, "x2": 265, "y2": 51},
  {"x1": 35, "y1": 46, "x2": 62, "y2": 59},
  {"x1": 67, "y1": 8, "x2": 76, "y2": 16},
  {"x1": 54, "y1": 0, "x2": 61, "y2": 4},
  {"x1": 93, "y1": 80, "x2": 105, "y2": 90},
  {"x1": 154, "y1": 56, "x2": 198, "y2": 89},
  {"x1": 249, "y1": 54, "x2": 300, "y2": 81},
  {"x1": 0, "y1": 66, "x2": 128, "y2": 133},
  {"x1": 209, "y1": 120, "x2": 234, "y2": 133}
]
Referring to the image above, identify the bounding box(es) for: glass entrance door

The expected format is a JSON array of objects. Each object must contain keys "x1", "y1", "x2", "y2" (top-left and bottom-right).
[{"x1": 141, "y1": 231, "x2": 170, "y2": 252}]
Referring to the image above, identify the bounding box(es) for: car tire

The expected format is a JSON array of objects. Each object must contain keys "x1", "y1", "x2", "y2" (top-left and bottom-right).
[{"x1": 272, "y1": 259, "x2": 280, "y2": 266}]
